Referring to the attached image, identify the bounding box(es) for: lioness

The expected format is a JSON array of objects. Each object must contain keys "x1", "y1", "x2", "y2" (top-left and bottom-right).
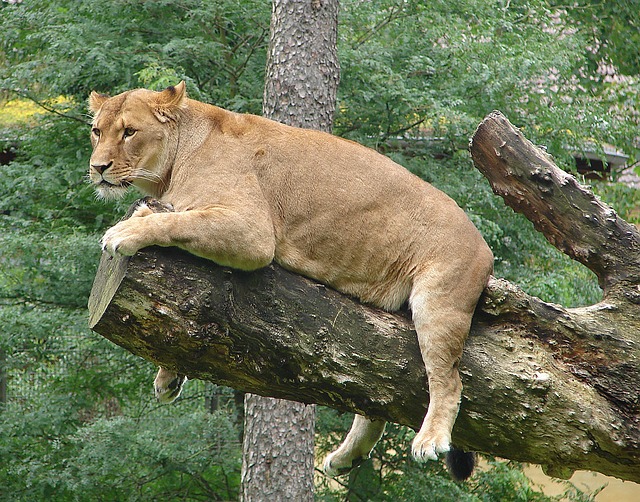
[{"x1": 89, "y1": 82, "x2": 493, "y2": 480}]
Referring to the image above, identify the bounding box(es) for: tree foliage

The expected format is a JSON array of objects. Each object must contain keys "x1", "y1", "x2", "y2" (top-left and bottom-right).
[
  {"x1": 1, "y1": 0, "x2": 268, "y2": 109},
  {"x1": 551, "y1": 0, "x2": 640, "y2": 76},
  {"x1": 0, "y1": 0, "x2": 636, "y2": 499},
  {"x1": 336, "y1": 0, "x2": 639, "y2": 166}
]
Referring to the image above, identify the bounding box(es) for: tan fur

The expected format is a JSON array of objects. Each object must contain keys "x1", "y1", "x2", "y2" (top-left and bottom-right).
[
  {"x1": 153, "y1": 368, "x2": 187, "y2": 404},
  {"x1": 90, "y1": 82, "x2": 493, "y2": 474}
]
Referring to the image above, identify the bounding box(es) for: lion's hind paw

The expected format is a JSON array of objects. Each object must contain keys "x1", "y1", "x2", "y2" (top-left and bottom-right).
[
  {"x1": 411, "y1": 429, "x2": 451, "y2": 462},
  {"x1": 323, "y1": 451, "x2": 368, "y2": 478},
  {"x1": 154, "y1": 374, "x2": 187, "y2": 404}
]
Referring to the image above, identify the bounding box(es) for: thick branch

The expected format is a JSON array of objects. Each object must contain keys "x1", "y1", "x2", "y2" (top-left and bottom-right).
[
  {"x1": 470, "y1": 110, "x2": 640, "y2": 295},
  {"x1": 89, "y1": 246, "x2": 639, "y2": 483},
  {"x1": 89, "y1": 112, "x2": 640, "y2": 482}
]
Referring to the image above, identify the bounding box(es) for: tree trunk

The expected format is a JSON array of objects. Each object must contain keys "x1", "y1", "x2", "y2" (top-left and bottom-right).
[
  {"x1": 241, "y1": 394, "x2": 316, "y2": 501},
  {"x1": 89, "y1": 112, "x2": 640, "y2": 483},
  {"x1": 263, "y1": 0, "x2": 339, "y2": 131},
  {"x1": 241, "y1": 1, "x2": 340, "y2": 500}
]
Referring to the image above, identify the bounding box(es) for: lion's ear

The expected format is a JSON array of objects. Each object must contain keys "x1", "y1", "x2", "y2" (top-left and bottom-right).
[
  {"x1": 153, "y1": 81, "x2": 187, "y2": 123},
  {"x1": 89, "y1": 91, "x2": 109, "y2": 114}
]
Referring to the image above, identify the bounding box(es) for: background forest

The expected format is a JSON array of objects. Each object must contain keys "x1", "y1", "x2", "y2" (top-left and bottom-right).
[{"x1": 0, "y1": 0, "x2": 638, "y2": 500}]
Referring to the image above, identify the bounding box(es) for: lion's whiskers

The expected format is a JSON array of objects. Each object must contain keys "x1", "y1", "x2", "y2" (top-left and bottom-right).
[
  {"x1": 128, "y1": 168, "x2": 166, "y2": 191},
  {"x1": 131, "y1": 168, "x2": 162, "y2": 183}
]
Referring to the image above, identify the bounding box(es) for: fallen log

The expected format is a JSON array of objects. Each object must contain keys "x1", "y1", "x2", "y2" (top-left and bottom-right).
[{"x1": 89, "y1": 111, "x2": 640, "y2": 482}]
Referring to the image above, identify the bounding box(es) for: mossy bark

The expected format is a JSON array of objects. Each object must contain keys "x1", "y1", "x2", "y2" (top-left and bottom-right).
[{"x1": 89, "y1": 112, "x2": 640, "y2": 483}]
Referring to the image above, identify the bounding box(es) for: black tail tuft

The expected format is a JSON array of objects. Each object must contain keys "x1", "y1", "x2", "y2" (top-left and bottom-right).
[{"x1": 445, "y1": 448, "x2": 476, "y2": 482}]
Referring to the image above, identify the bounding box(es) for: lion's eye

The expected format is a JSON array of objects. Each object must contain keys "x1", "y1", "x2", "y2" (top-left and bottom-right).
[
  {"x1": 123, "y1": 127, "x2": 137, "y2": 139},
  {"x1": 92, "y1": 128, "x2": 101, "y2": 138}
]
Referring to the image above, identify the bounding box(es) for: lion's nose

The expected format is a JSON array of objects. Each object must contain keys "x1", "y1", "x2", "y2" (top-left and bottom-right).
[{"x1": 91, "y1": 161, "x2": 113, "y2": 174}]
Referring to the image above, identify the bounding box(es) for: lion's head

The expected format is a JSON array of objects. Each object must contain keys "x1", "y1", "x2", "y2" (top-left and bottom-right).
[{"x1": 88, "y1": 81, "x2": 186, "y2": 200}]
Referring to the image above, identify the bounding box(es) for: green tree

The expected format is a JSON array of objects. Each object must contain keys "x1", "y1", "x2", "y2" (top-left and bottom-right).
[
  {"x1": 1, "y1": 0, "x2": 268, "y2": 108},
  {"x1": 551, "y1": 0, "x2": 640, "y2": 76}
]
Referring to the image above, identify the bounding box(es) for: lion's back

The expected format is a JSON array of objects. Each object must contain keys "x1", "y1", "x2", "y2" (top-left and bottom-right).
[
  {"x1": 237, "y1": 120, "x2": 490, "y2": 309},
  {"x1": 179, "y1": 105, "x2": 492, "y2": 310}
]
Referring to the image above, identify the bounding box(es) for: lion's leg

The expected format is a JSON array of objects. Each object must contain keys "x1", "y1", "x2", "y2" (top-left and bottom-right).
[
  {"x1": 154, "y1": 367, "x2": 187, "y2": 403},
  {"x1": 323, "y1": 415, "x2": 386, "y2": 477},
  {"x1": 409, "y1": 273, "x2": 480, "y2": 462}
]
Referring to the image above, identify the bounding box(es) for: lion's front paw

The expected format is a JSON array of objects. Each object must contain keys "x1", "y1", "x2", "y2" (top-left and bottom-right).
[
  {"x1": 101, "y1": 218, "x2": 153, "y2": 256},
  {"x1": 129, "y1": 201, "x2": 155, "y2": 218},
  {"x1": 154, "y1": 375, "x2": 187, "y2": 403},
  {"x1": 411, "y1": 426, "x2": 451, "y2": 462},
  {"x1": 323, "y1": 450, "x2": 367, "y2": 478}
]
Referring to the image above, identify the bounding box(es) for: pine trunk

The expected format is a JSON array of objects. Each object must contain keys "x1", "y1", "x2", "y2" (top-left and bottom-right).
[{"x1": 241, "y1": 1, "x2": 339, "y2": 500}]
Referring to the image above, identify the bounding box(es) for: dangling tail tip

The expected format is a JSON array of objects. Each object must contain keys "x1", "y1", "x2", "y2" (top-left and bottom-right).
[{"x1": 445, "y1": 448, "x2": 476, "y2": 482}]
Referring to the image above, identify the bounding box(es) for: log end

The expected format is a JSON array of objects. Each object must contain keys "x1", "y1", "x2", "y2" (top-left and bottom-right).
[
  {"x1": 88, "y1": 252, "x2": 130, "y2": 329},
  {"x1": 89, "y1": 199, "x2": 174, "y2": 329}
]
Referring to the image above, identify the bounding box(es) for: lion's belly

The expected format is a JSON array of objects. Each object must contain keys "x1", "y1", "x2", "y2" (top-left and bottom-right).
[
  {"x1": 275, "y1": 250, "x2": 414, "y2": 311},
  {"x1": 273, "y1": 212, "x2": 424, "y2": 311}
]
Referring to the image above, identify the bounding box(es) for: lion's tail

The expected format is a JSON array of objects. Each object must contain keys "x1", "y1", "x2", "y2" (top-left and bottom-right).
[{"x1": 445, "y1": 448, "x2": 476, "y2": 482}]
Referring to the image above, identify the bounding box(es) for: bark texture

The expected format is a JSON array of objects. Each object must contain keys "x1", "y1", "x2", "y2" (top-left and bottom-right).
[
  {"x1": 263, "y1": 0, "x2": 339, "y2": 131},
  {"x1": 89, "y1": 112, "x2": 640, "y2": 483},
  {"x1": 242, "y1": 1, "x2": 340, "y2": 500},
  {"x1": 470, "y1": 111, "x2": 640, "y2": 297},
  {"x1": 241, "y1": 394, "x2": 315, "y2": 501}
]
